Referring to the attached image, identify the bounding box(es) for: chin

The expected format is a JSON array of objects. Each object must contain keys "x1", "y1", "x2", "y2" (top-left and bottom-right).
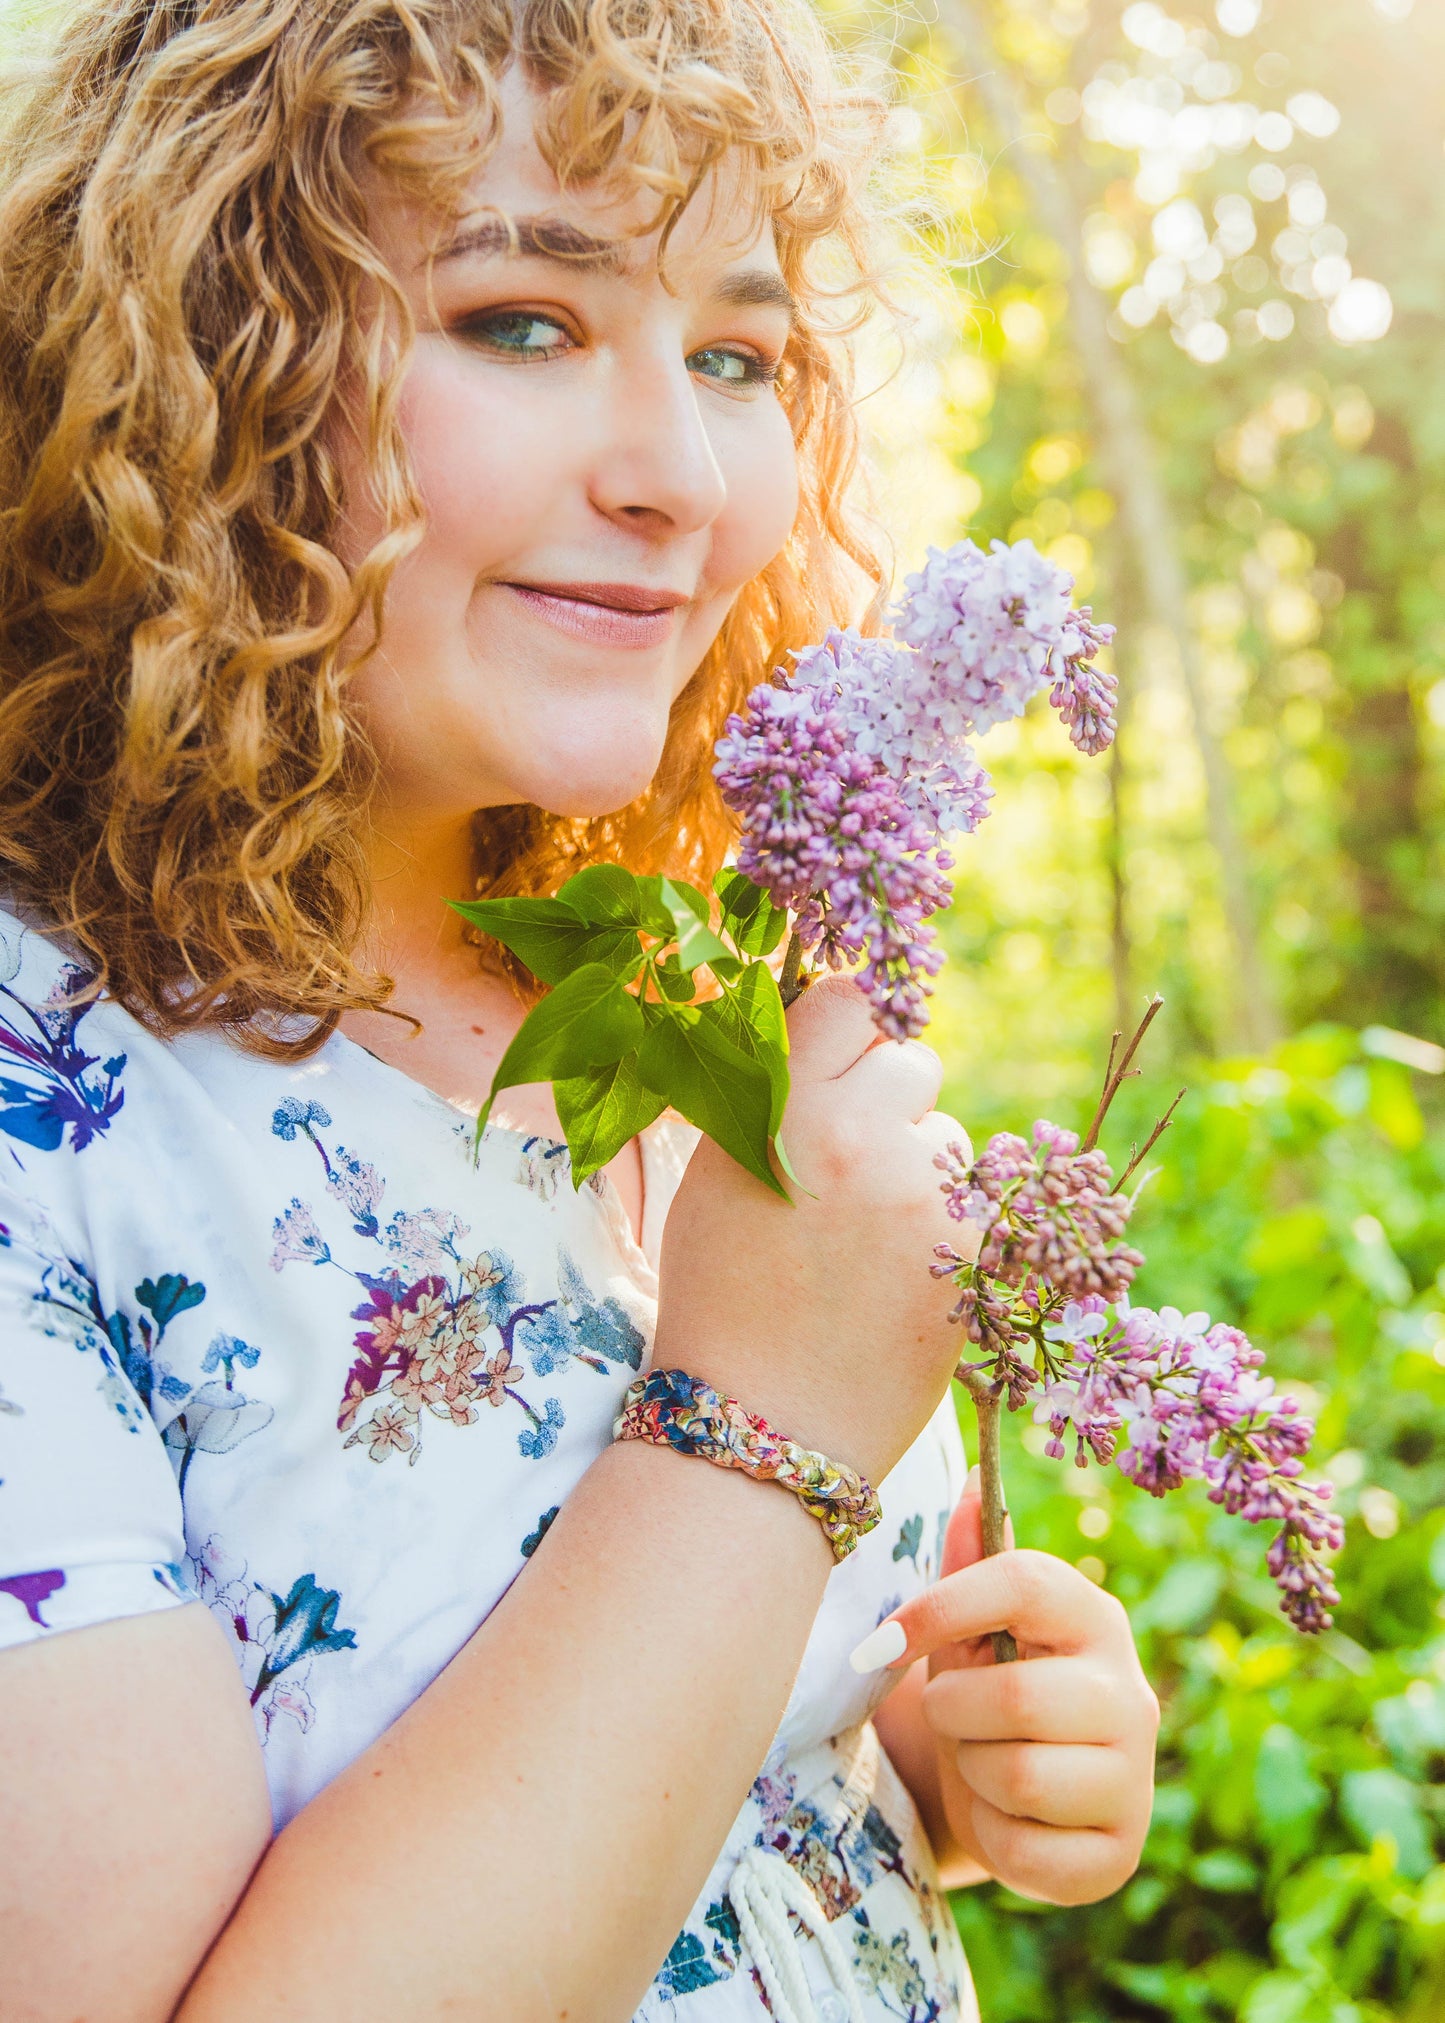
[{"x1": 514, "y1": 724, "x2": 673, "y2": 823}]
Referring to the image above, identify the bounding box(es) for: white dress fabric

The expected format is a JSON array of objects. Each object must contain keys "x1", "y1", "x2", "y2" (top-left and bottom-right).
[{"x1": 0, "y1": 905, "x2": 976, "y2": 2023}]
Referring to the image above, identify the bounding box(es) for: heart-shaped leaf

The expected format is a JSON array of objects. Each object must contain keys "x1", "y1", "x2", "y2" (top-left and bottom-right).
[
  {"x1": 450, "y1": 896, "x2": 643, "y2": 987},
  {"x1": 660, "y1": 878, "x2": 730, "y2": 973},
  {"x1": 477, "y1": 964, "x2": 645, "y2": 1140},
  {"x1": 714, "y1": 867, "x2": 788, "y2": 957},
  {"x1": 636, "y1": 1002, "x2": 784, "y2": 1197},
  {"x1": 555, "y1": 1054, "x2": 668, "y2": 1185}
]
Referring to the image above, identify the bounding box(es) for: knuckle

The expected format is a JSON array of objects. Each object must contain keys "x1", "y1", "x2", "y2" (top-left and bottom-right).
[{"x1": 1007, "y1": 1745, "x2": 1049, "y2": 1819}]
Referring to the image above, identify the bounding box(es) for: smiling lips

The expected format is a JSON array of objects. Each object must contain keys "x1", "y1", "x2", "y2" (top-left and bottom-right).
[{"x1": 502, "y1": 578, "x2": 689, "y2": 649}]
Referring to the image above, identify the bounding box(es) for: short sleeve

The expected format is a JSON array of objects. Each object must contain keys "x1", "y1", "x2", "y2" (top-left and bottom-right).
[{"x1": 0, "y1": 1185, "x2": 193, "y2": 1651}]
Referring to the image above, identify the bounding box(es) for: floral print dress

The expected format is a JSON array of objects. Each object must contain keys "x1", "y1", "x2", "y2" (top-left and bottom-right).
[{"x1": 0, "y1": 905, "x2": 976, "y2": 2023}]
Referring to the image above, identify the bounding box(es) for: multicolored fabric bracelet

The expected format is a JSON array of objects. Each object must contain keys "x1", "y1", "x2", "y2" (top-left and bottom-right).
[{"x1": 612, "y1": 1367, "x2": 882, "y2": 1562}]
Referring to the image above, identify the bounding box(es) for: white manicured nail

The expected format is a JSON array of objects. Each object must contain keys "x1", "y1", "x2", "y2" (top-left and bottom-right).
[{"x1": 848, "y1": 1618, "x2": 907, "y2": 1673}]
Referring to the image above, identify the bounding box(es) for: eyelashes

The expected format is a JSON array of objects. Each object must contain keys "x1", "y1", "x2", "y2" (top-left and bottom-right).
[{"x1": 453, "y1": 310, "x2": 782, "y2": 392}]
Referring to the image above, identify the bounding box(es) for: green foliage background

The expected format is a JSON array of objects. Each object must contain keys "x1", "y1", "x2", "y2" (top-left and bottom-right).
[
  {"x1": 842, "y1": 0, "x2": 1445, "y2": 2015},
  {"x1": 2, "y1": 0, "x2": 1441, "y2": 2016}
]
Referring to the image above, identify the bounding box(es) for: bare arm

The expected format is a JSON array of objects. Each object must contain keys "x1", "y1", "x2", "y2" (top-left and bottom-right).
[{"x1": 3, "y1": 985, "x2": 972, "y2": 2023}]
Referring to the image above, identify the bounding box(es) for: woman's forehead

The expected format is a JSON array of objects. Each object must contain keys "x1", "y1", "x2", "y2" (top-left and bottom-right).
[{"x1": 375, "y1": 67, "x2": 783, "y2": 288}]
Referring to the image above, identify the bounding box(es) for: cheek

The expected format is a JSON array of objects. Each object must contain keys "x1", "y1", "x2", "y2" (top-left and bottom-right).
[
  {"x1": 392, "y1": 343, "x2": 568, "y2": 575},
  {"x1": 708, "y1": 400, "x2": 801, "y2": 595}
]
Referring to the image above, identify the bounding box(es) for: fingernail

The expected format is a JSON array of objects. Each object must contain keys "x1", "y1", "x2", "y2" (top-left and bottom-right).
[
  {"x1": 848, "y1": 1618, "x2": 908, "y2": 1673},
  {"x1": 964, "y1": 1465, "x2": 980, "y2": 1496}
]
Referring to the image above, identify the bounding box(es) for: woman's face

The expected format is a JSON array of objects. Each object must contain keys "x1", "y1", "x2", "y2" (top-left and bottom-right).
[{"x1": 337, "y1": 70, "x2": 800, "y2": 828}]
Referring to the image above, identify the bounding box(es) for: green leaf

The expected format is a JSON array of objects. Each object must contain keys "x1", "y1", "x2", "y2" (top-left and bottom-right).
[
  {"x1": 710, "y1": 961, "x2": 790, "y2": 1135},
  {"x1": 636, "y1": 1003, "x2": 785, "y2": 1196},
  {"x1": 653, "y1": 957, "x2": 697, "y2": 1004},
  {"x1": 555, "y1": 1054, "x2": 667, "y2": 1185},
  {"x1": 558, "y1": 863, "x2": 673, "y2": 937},
  {"x1": 660, "y1": 877, "x2": 730, "y2": 972},
  {"x1": 477, "y1": 965, "x2": 645, "y2": 1140},
  {"x1": 450, "y1": 896, "x2": 643, "y2": 987},
  {"x1": 714, "y1": 867, "x2": 788, "y2": 956}
]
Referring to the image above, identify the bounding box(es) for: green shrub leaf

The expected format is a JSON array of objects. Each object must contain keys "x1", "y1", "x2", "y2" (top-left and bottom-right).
[
  {"x1": 635, "y1": 1002, "x2": 784, "y2": 1196},
  {"x1": 477, "y1": 964, "x2": 644, "y2": 1139},
  {"x1": 555, "y1": 1054, "x2": 667, "y2": 1185},
  {"x1": 450, "y1": 896, "x2": 643, "y2": 986}
]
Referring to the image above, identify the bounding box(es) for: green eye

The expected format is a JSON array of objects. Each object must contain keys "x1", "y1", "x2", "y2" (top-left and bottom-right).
[
  {"x1": 689, "y1": 346, "x2": 775, "y2": 389},
  {"x1": 464, "y1": 311, "x2": 571, "y2": 358}
]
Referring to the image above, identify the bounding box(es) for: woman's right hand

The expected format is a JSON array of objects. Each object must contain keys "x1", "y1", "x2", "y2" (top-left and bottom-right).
[{"x1": 654, "y1": 974, "x2": 972, "y2": 1485}]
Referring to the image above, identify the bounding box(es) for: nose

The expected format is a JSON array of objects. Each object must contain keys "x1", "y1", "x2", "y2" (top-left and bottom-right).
[{"x1": 588, "y1": 347, "x2": 728, "y2": 539}]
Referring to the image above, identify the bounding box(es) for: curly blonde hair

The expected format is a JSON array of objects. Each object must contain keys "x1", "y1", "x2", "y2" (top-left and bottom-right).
[{"x1": 0, "y1": 0, "x2": 895, "y2": 1054}]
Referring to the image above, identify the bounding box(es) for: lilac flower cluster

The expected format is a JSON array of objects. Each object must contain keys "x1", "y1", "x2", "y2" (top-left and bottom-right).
[
  {"x1": 714, "y1": 540, "x2": 1114, "y2": 1036},
  {"x1": 713, "y1": 677, "x2": 951, "y2": 1038},
  {"x1": 894, "y1": 538, "x2": 1118, "y2": 756},
  {"x1": 932, "y1": 1126, "x2": 1343, "y2": 1634}
]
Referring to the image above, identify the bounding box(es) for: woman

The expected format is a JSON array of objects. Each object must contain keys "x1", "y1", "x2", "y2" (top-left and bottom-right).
[{"x1": 0, "y1": 3, "x2": 1159, "y2": 2019}]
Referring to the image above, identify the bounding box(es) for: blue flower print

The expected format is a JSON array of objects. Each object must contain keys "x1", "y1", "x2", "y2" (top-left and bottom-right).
[
  {"x1": 189, "y1": 1537, "x2": 355, "y2": 1742},
  {"x1": 892, "y1": 1514, "x2": 923, "y2": 1569},
  {"x1": 556, "y1": 1251, "x2": 644, "y2": 1369},
  {"x1": 521, "y1": 1505, "x2": 560, "y2": 1558},
  {"x1": 272, "y1": 1102, "x2": 384, "y2": 1237},
  {"x1": 270, "y1": 1097, "x2": 333, "y2": 1141},
  {"x1": 0, "y1": 964, "x2": 125, "y2": 1154},
  {"x1": 201, "y1": 1333, "x2": 262, "y2": 1386},
  {"x1": 518, "y1": 1396, "x2": 565, "y2": 1460},
  {"x1": 270, "y1": 1198, "x2": 332, "y2": 1269}
]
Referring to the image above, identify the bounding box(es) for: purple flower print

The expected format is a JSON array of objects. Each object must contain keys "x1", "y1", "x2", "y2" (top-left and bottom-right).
[{"x1": 0, "y1": 1567, "x2": 65, "y2": 1627}]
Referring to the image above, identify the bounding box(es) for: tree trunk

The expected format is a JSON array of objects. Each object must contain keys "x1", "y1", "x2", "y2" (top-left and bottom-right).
[{"x1": 936, "y1": 0, "x2": 1282, "y2": 1054}]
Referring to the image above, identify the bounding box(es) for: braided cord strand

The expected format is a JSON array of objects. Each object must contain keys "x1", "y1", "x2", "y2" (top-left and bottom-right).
[{"x1": 613, "y1": 1369, "x2": 881, "y2": 1560}]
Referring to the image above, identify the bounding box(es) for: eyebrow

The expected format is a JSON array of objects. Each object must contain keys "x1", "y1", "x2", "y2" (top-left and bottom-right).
[{"x1": 436, "y1": 211, "x2": 797, "y2": 321}]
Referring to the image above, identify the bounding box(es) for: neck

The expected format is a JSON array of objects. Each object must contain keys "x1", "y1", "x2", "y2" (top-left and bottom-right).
[{"x1": 361, "y1": 805, "x2": 482, "y2": 992}]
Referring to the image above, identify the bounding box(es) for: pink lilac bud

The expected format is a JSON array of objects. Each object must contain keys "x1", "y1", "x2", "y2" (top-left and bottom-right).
[{"x1": 934, "y1": 1125, "x2": 1143, "y2": 1304}]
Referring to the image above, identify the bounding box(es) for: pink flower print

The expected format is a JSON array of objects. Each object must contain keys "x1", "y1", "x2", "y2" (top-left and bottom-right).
[
  {"x1": 396, "y1": 1289, "x2": 448, "y2": 1351},
  {"x1": 385, "y1": 1207, "x2": 469, "y2": 1277},
  {"x1": 337, "y1": 1371, "x2": 370, "y2": 1433},
  {"x1": 347, "y1": 1400, "x2": 417, "y2": 1462},
  {"x1": 325, "y1": 1147, "x2": 383, "y2": 1234},
  {"x1": 476, "y1": 1344, "x2": 520, "y2": 1409},
  {"x1": 259, "y1": 1676, "x2": 315, "y2": 1738},
  {"x1": 269, "y1": 1198, "x2": 331, "y2": 1271}
]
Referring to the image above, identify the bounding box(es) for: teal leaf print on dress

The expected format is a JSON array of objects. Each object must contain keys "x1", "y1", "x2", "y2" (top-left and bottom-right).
[
  {"x1": 892, "y1": 1514, "x2": 923, "y2": 1569},
  {"x1": 255, "y1": 1573, "x2": 358, "y2": 1703},
  {"x1": 655, "y1": 1930, "x2": 726, "y2": 1998},
  {"x1": 190, "y1": 1536, "x2": 355, "y2": 1740},
  {"x1": 136, "y1": 1273, "x2": 206, "y2": 1335},
  {"x1": 0, "y1": 964, "x2": 125, "y2": 1154}
]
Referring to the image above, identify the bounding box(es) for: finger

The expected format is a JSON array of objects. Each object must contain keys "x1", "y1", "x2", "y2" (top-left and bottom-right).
[
  {"x1": 921, "y1": 1654, "x2": 1136, "y2": 1745},
  {"x1": 839, "y1": 1037, "x2": 944, "y2": 1125},
  {"x1": 952, "y1": 1740, "x2": 1133, "y2": 1830},
  {"x1": 784, "y1": 974, "x2": 882, "y2": 1083},
  {"x1": 855, "y1": 1549, "x2": 1132, "y2": 1671},
  {"x1": 965, "y1": 1793, "x2": 1139, "y2": 1907}
]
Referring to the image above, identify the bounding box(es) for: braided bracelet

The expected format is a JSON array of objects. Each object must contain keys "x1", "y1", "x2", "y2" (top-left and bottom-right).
[{"x1": 612, "y1": 1368, "x2": 881, "y2": 1561}]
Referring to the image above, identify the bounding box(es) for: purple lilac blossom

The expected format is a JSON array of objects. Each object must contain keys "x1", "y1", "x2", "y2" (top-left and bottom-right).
[
  {"x1": 713, "y1": 681, "x2": 952, "y2": 1038},
  {"x1": 933, "y1": 1124, "x2": 1342, "y2": 1634},
  {"x1": 713, "y1": 538, "x2": 1115, "y2": 1038},
  {"x1": 894, "y1": 538, "x2": 1118, "y2": 754}
]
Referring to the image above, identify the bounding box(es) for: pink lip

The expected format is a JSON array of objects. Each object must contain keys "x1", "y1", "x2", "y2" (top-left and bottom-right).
[{"x1": 501, "y1": 579, "x2": 689, "y2": 649}]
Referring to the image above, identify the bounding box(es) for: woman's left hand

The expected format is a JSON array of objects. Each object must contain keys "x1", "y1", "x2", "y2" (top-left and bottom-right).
[{"x1": 856, "y1": 1484, "x2": 1159, "y2": 1906}]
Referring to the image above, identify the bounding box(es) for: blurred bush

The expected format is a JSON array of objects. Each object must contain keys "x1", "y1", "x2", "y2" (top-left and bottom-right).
[{"x1": 948, "y1": 1030, "x2": 1445, "y2": 2021}]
